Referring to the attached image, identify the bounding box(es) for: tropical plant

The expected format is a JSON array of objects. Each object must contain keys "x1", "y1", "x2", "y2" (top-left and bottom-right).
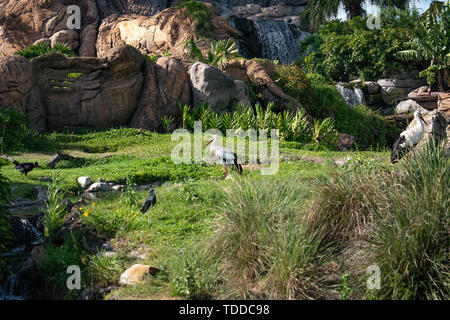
[
  {"x1": 186, "y1": 38, "x2": 239, "y2": 69},
  {"x1": 395, "y1": 1, "x2": 450, "y2": 90},
  {"x1": 161, "y1": 115, "x2": 175, "y2": 133}
]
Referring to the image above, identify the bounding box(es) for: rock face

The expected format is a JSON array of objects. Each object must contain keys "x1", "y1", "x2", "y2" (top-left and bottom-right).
[
  {"x1": 0, "y1": 55, "x2": 33, "y2": 112},
  {"x1": 223, "y1": 59, "x2": 300, "y2": 110},
  {"x1": 131, "y1": 57, "x2": 191, "y2": 130},
  {"x1": 395, "y1": 99, "x2": 429, "y2": 115},
  {"x1": 96, "y1": 6, "x2": 242, "y2": 60},
  {"x1": 0, "y1": 44, "x2": 193, "y2": 131},
  {"x1": 377, "y1": 78, "x2": 427, "y2": 106},
  {"x1": 407, "y1": 86, "x2": 440, "y2": 110},
  {"x1": 189, "y1": 62, "x2": 249, "y2": 112}
]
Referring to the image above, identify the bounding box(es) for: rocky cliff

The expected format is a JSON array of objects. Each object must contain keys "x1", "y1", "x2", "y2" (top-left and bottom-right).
[{"x1": 0, "y1": 0, "x2": 309, "y2": 63}]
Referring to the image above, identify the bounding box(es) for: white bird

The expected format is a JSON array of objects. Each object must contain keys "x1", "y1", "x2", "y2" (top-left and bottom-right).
[
  {"x1": 391, "y1": 110, "x2": 428, "y2": 163},
  {"x1": 205, "y1": 135, "x2": 243, "y2": 179}
]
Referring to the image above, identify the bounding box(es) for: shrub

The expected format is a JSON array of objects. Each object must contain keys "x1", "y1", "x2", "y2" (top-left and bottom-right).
[
  {"x1": 273, "y1": 64, "x2": 315, "y2": 112},
  {"x1": 308, "y1": 83, "x2": 401, "y2": 149},
  {"x1": 180, "y1": 1, "x2": 215, "y2": 35},
  {"x1": 298, "y1": 9, "x2": 425, "y2": 81},
  {"x1": 0, "y1": 107, "x2": 47, "y2": 153},
  {"x1": 15, "y1": 43, "x2": 76, "y2": 60}
]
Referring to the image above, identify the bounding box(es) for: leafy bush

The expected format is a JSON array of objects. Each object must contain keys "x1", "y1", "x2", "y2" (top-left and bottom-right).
[
  {"x1": 298, "y1": 9, "x2": 426, "y2": 81},
  {"x1": 0, "y1": 107, "x2": 47, "y2": 153},
  {"x1": 308, "y1": 83, "x2": 401, "y2": 149},
  {"x1": 15, "y1": 43, "x2": 76, "y2": 60},
  {"x1": 180, "y1": 1, "x2": 215, "y2": 35},
  {"x1": 273, "y1": 64, "x2": 315, "y2": 112}
]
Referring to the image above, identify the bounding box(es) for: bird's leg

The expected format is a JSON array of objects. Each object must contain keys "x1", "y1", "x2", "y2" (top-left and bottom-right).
[{"x1": 223, "y1": 166, "x2": 228, "y2": 179}]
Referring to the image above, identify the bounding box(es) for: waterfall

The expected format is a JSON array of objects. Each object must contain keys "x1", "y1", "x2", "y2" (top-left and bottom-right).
[
  {"x1": 335, "y1": 84, "x2": 365, "y2": 107},
  {"x1": 251, "y1": 19, "x2": 309, "y2": 64}
]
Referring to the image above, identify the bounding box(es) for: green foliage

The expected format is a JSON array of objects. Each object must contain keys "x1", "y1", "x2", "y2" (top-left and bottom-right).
[
  {"x1": 43, "y1": 180, "x2": 67, "y2": 243},
  {"x1": 308, "y1": 83, "x2": 401, "y2": 149},
  {"x1": 161, "y1": 115, "x2": 175, "y2": 133},
  {"x1": 299, "y1": 9, "x2": 425, "y2": 81},
  {"x1": 86, "y1": 255, "x2": 124, "y2": 286},
  {"x1": 273, "y1": 64, "x2": 315, "y2": 111},
  {"x1": 186, "y1": 38, "x2": 239, "y2": 69},
  {"x1": 146, "y1": 53, "x2": 158, "y2": 64},
  {"x1": 336, "y1": 274, "x2": 352, "y2": 300},
  {"x1": 206, "y1": 176, "x2": 324, "y2": 299},
  {"x1": 180, "y1": 1, "x2": 215, "y2": 35},
  {"x1": 37, "y1": 233, "x2": 86, "y2": 298},
  {"x1": 395, "y1": 2, "x2": 449, "y2": 90},
  {"x1": 15, "y1": 43, "x2": 76, "y2": 60},
  {"x1": 178, "y1": 101, "x2": 337, "y2": 149},
  {"x1": 0, "y1": 107, "x2": 47, "y2": 153},
  {"x1": 120, "y1": 178, "x2": 139, "y2": 208},
  {"x1": 170, "y1": 245, "x2": 219, "y2": 299}
]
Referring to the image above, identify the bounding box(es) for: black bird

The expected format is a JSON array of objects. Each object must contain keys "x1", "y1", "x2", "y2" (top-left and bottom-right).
[
  {"x1": 13, "y1": 160, "x2": 40, "y2": 177},
  {"x1": 141, "y1": 189, "x2": 156, "y2": 222}
]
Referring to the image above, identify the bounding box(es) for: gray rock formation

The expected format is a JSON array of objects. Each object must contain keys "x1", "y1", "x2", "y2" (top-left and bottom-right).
[{"x1": 189, "y1": 62, "x2": 250, "y2": 112}]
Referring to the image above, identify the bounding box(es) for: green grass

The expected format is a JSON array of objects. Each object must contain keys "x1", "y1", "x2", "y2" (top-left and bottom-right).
[{"x1": 6, "y1": 128, "x2": 446, "y2": 300}]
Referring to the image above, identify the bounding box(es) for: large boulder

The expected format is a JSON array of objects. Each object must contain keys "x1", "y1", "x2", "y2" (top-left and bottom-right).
[
  {"x1": 96, "y1": 6, "x2": 242, "y2": 61},
  {"x1": 378, "y1": 78, "x2": 427, "y2": 106},
  {"x1": 223, "y1": 59, "x2": 300, "y2": 111},
  {"x1": 395, "y1": 99, "x2": 429, "y2": 115},
  {"x1": 131, "y1": 57, "x2": 191, "y2": 130},
  {"x1": 407, "y1": 86, "x2": 440, "y2": 110},
  {"x1": 189, "y1": 62, "x2": 249, "y2": 112}
]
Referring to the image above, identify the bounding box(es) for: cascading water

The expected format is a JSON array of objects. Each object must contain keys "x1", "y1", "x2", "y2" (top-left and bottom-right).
[
  {"x1": 239, "y1": 18, "x2": 310, "y2": 64},
  {"x1": 335, "y1": 84, "x2": 365, "y2": 107},
  {"x1": 0, "y1": 218, "x2": 44, "y2": 300}
]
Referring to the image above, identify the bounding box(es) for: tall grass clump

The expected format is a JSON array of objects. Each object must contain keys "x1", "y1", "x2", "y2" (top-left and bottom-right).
[
  {"x1": 371, "y1": 142, "x2": 449, "y2": 300},
  {"x1": 43, "y1": 181, "x2": 67, "y2": 243},
  {"x1": 208, "y1": 176, "x2": 325, "y2": 299},
  {"x1": 307, "y1": 141, "x2": 449, "y2": 299}
]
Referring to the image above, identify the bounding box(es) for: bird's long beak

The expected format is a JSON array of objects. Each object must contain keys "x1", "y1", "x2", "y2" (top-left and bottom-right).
[
  {"x1": 205, "y1": 138, "x2": 214, "y2": 146},
  {"x1": 420, "y1": 114, "x2": 428, "y2": 126}
]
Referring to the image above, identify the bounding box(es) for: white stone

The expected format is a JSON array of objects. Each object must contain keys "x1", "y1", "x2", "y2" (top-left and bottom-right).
[
  {"x1": 86, "y1": 182, "x2": 113, "y2": 192},
  {"x1": 395, "y1": 99, "x2": 429, "y2": 115},
  {"x1": 78, "y1": 176, "x2": 92, "y2": 188}
]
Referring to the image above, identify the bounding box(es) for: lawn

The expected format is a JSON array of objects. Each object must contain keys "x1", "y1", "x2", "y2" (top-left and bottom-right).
[{"x1": 6, "y1": 128, "x2": 446, "y2": 300}]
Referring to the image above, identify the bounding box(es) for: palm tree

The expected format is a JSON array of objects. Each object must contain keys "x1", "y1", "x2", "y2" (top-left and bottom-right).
[
  {"x1": 395, "y1": 1, "x2": 449, "y2": 91},
  {"x1": 301, "y1": 0, "x2": 410, "y2": 29},
  {"x1": 185, "y1": 38, "x2": 239, "y2": 69}
]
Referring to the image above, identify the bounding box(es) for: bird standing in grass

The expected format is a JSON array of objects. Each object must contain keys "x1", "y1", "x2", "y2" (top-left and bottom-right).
[
  {"x1": 205, "y1": 135, "x2": 243, "y2": 179},
  {"x1": 391, "y1": 110, "x2": 429, "y2": 163},
  {"x1": 13, "y1": 160, "x2": 40, "y2": 177},
  {"x1": 141, "y1": 189, "x2": 156, "y2": 223}
]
